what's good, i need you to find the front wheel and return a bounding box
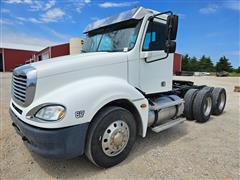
[85,106,136,168]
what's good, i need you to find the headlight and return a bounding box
[35,105,65,121]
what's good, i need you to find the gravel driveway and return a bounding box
[0,73,239,179]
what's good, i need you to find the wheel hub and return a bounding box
[113,132,124,146]
[102,120,129,157]
[219,93,225,110]
[204,96,212,116]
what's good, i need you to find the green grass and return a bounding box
[229,72,240,77]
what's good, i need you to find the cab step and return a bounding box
[151,117,185,133]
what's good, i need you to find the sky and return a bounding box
[0,0,239,67]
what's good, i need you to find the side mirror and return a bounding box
[167,15,178,40]
[164,40,176,53]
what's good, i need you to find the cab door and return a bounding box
[139,18,173,94]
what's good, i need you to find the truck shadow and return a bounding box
[32,123,188,179]
[124,123,188,165]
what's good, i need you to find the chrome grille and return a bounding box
[12,74,27,102]
[12,65,37,107]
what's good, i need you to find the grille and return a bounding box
[11,65,37,107]
[12,73,27,103]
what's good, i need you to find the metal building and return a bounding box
[31,43,70,62]
[0,43,43,72]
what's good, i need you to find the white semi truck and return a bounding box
[10,7,226,168]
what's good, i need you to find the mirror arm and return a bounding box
[148,11,173,21]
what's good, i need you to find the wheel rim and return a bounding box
[219,93,226,111]
[203,96,212,116]
[102,120,129,157]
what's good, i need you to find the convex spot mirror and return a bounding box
[167,15,178,40]
[164,40,176,53]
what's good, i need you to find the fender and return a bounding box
[14,76,149,136]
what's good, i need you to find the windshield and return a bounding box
[82,20,142,53]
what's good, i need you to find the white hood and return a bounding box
[30,52,127,78]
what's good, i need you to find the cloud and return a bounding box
[4,0,32,4]
[1,8,11,13]
[76,5,84,13]
[44,0,56,10]
[223,1,240,11]
[199,4,218,14]
[5,0,56,11]
[1,23,70,47]
[28,17,42,23]
[1,30,58,47]
[5,5,64,24]
[41,8,65,23]
[0,19,14,25]
[16,17,26,21]
[73,0,92,13]
[28,1,44,11]
[199,2,240,15]
[99,1,139,8]
[42,27,70,41]
[16,16,42,23]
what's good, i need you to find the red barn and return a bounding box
[0,43,43,72]
[1,43,70,72]
[33,43,70,61]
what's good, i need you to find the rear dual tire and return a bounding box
[184,87,226,123]
[211,88,226,115]
[193,89,213,123]
[200,86,226,115]
[184,89,198,120]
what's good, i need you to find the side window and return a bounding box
[142,21,167,51]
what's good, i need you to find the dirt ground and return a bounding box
[0,73,239,179]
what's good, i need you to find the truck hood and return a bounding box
[30,52,127,78]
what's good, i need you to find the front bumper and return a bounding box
[10,110,89,159]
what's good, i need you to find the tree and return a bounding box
[182,54,191,71]
[189,56,199,72]
[198,55,215,72]
[234,66,240,73]
[216,56,232,72]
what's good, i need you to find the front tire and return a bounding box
[85,106,136,168]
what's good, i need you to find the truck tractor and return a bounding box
[10,7,227,168]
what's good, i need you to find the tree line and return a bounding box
[182,54,240,73]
